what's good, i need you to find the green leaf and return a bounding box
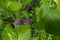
[52,35,60,40]
[2,24,17,40]
[2,24,31,40]
[8,1,22,11]
[16,24,31,40]
[22,10,29,18]
[39,0,60,35]
[31,37,39,40]
[0,19,5,32]
[0,0,22,11]
[0,0,8,10]
[54,0,60,11]
[45,8,60,35]
[21,0,32,6]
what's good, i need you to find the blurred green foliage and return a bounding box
[0,0,60,40]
